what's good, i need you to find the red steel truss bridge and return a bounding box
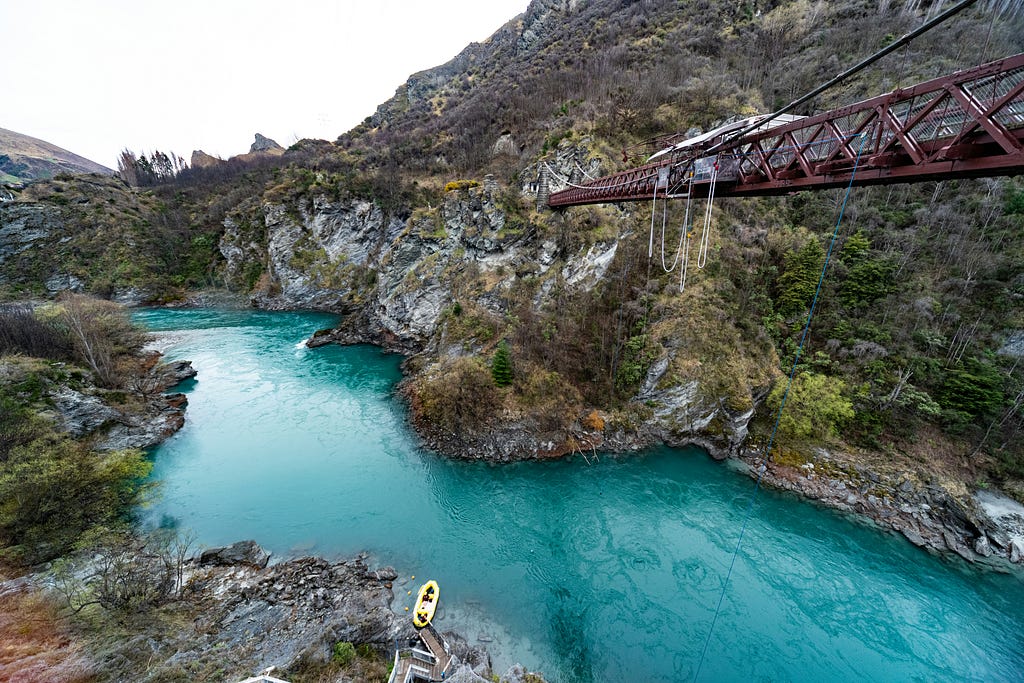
[547,53,1024,207]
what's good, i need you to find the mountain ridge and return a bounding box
[0,126,114,183]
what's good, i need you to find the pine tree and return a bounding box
[491,341,513,387]
[776,237,824,318]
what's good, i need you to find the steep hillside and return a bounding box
[343,0,1024,178]
[0,127,113,184]
[2,0,1024,557]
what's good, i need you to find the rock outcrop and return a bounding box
[739,447,1024,566]
[250,133,284,154]
[234,197,405,311]
[190,149,223,169]
[199,540,271,568]
[0,203,60,262]
[43,357,196,451]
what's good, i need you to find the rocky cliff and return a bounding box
[216,140,775,466]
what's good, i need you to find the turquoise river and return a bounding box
[135,308,1024,683]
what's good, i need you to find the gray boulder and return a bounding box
[199,540,270,568]
[155,359,197,389]
[1011,538,1024,564]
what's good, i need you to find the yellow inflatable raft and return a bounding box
[412,580,439,628]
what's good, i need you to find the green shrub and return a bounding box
[0,435,152,564]
[413,357,498,434]
[775,237,824,318]
[767,371,854,442]
[443,179,480,193]
[615,334,655,391]
[333,641,356,666]
[939,358,1005,418]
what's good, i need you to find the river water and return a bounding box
[136,308,1024,683]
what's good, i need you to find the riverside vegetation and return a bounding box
[1,0,1024,679]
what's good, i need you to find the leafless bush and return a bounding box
[53,529,195,613]
[0,304,72,359]
[52,294,150,388]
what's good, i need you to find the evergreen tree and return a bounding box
[776,237,825,318]
[838,230,893,309]
[492,341,513,387]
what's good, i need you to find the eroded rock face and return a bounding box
[214,556,408,673]
[0,203,59,262]
[975,489,1024,564]
[561,241,617,290]
[98,392,188,451]
[52,387,121,436]
[246,199,405,311]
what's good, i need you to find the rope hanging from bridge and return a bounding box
[648,182,660,258]
[692,132,868,682]
[658,170,693,276]
[695,162,719,270]
[678,172,696,292]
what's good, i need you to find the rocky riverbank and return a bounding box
[1,542,544,683]
[724,445,1024,569]
[180,544,544,682]
[52,355,197,451]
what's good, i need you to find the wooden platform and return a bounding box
[388,624,453,683]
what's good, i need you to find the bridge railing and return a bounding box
[548,52,1024,207]
[723,52,1024,194]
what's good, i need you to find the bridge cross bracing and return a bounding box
[547,53,1024,207]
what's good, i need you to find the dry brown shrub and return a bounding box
[0,578,93,683]
[583,409,606,431]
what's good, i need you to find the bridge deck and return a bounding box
[548,53,1024,207]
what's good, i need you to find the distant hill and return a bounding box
[0,127,114,184]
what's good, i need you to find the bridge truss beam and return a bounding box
[547,53,1024,207]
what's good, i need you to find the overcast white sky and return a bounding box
[3,0,531,170]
